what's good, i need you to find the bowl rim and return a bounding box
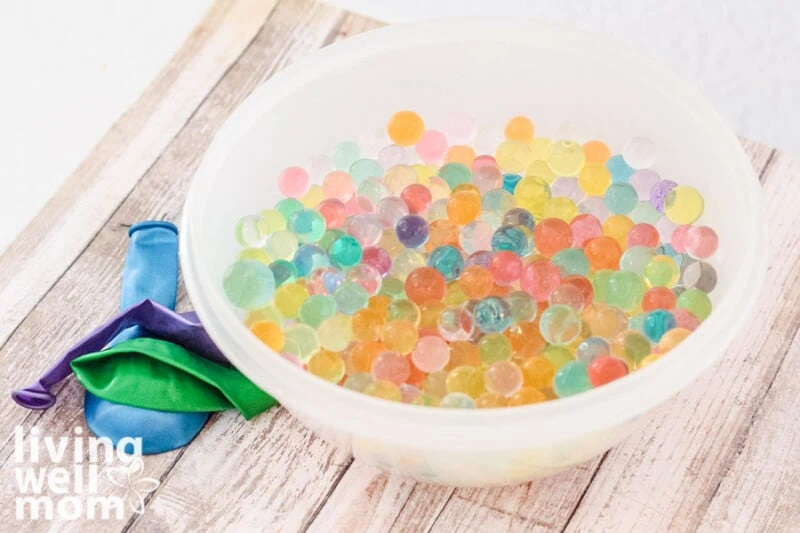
[180,18,767,444]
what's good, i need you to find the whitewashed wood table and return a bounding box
[1,1,798,531]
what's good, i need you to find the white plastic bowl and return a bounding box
[180,19,766,486]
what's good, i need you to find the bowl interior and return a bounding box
[183,20,763,446]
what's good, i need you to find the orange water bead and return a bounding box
[504,115,535,142]
[582,140,612,164]
[533,218,573,257]
[584,236,622,270]
[351,308,384,341]
[642,287,677,311]
[368,294,392,317]
[387,110,425,146]
[447,341,480,370]
[346,341,384,374]
[459,265,494,299]
[507,387,546,406]
[249,321,285,352]
[445,145,477,166]
[446,190,481,224]
[521,356,557,389]
[426,220,460,251]
[603,215,634,248]
[561,275,594,307]
[405,267,447,306]
[657,327,691,353]
[490,283,512,298]
[382,319,418,354]
[507,321,545,353]
[419,300,447,329]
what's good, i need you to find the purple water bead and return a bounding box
[395,214,430,249]
[650,179,677,213]
[465,250,494,269]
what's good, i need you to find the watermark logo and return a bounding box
[12,426,160,521]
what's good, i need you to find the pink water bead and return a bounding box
[278,166,310,198]
[318,198,346,228]
[345,196,375,216]
[672,308,701,331]
[570,214,603,247]
[489,251,523,286]
[416,130,448,164]
[322,171,356,202]
[372,351,410,386]
[684,226,718,259]
[401,183,433,214]
[473,165,502,193]
[362,246,392,276]
[471,155,498,172]
[411,336,450,373]
[670,224,692,253]
[520,259,562,302]
[627,223,659,248]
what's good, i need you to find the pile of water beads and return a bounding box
[222,111,720,409]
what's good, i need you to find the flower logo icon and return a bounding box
[105,458,160,514]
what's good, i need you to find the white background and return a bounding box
[1,1,797,254]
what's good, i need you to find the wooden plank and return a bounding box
[563,149,797,532]
[0,0,279,350]
[304,140,777,533]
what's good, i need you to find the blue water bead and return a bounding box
[288,208,326,243]
[657,243,684,269]
[269,259,298,287]
[502,207,535,230]
[293,244,330,277]
[604,182,639,215]
[323,269,345,294]
[642,309,677,342]
[606,154,635,182]
[551,247,590,276]
[491,225,531,255]
[502,173,522,194]
[438,163,472,190]
[427,245,465,281]
[474,296,513,333]
[328,235,363,268]
[395,214,430,248]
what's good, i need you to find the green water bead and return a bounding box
[222,260,276,310]
[334,141,361,171]
[620,246,656,276]
[606,271,645,310]
[235,215,267,247]
[334,281,369,315]
[478,333,512,363]
[298,294,336,328]
[604,182,639,215]
[379,276,406,299]
[613,330,651,365]
[438,162,472,190]
[269,259,298,287]
[591,269,614,304]
[349,158,384,185]
[258,209,287,234]
[387,299,421,325]
[539,304,582,345]
[289,208,326,243]
[283,324,320,362]
[540,345,575,369]
[264,230,299,261]
[481,189,516,214]
[318,229,345,250]
[629,201,662,224]
[553,361,592,397]
[551,248,590,276]
[644,255,680,288]
[276,198,304,220]
[329,235,363,268]
[676,288,712,321]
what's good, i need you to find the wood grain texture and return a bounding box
[2,3,799,532]
[0,0,278,350]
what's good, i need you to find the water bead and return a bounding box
[250,320,285,352]
[411,335,451,374]
[501,208,533,231]
[533,218,572,257]
[588,357,628,387]
[390,250,426,281]
[370,351,410,386]
[612,330,651,366]
[504,115,535,142]
[405,266,447,305]
[644,255,680,288]
[642,309,677,342]
[627,223,660,248]
[358,177,391,204]
[514,176,551,214]
[439,392,476,409]
[427,176,451,201]
[684,226,718,259]
[562,275,594,307]
[474,297,513,333]
[676,288,712,321]
[459,265,494,299]
[576,337,611,364]
[628,314,646,333]
[496,140,532,173]
[318,198,347,229]
[276,198,304,221]
[276,166,310,198]
[345,196,375,216]
[223,260,276,310]
[288,208,326,243]
[539,305,582,345]
[542,197,579,222]
[387,110,425,146]
[298,294,336,328]
[456,221,491,255]
[484,361,524,398]
[650,179,678,213]
[584,304,628,339]
[327,235,362,268]
[478,333,512,364]
[322,269,345,295]
[629,169,660,200]
[447,190,482,224]
[235,215,267,248]
[583,140,611,164]
[529,137,553,161]
[476,392,508,408]
[584,236,622,270]
[445,366,486,398]
[657,327,691,353]
[283,324,320,362]
[364,380,402,402]
[604,182,639,215]
[606,271,645,310]
[307,350,346,383]
[428,245,465,281]
[482,189,515,214]
[507,388,547,406]
[237,248,271,265]
[579,196,611,222]
[591,270,614,304]
[642,286,677,311]
[293,244,330,277]
[438,162,472,190]
[322,171,356,202]
[655,216,678,243]
[553,362,591,397]
[548,140,585,176]
[345,214,384,247]
[602,214,635,249]
[245,305,283,327]
[526,159,558,184]
[620,245,655,276]
[549,284,586,311]
[578,163,612,196]
[274,282,309,318]
[492,225,531,255]
[400,183,432,215]
[387,299,421,326]
[502,173,522,194]
[357,246,391,278]
[520,259,562,302]
[664,186,704,224]
[551,248,590,277]
[472,154,498,171]
[442,112,476,144]
[416,130,448,164]
[427,199,449,221]
[445,145,477,167]
[269,259,298,288]
[682,261,717,293]
[570,214,603,247]
[489,251,523,286]
[472,165,502,193]
[505,290,536,322]
[622,137,656,169]
[438,306,470,341]
[606,154,635,182]
[629,201,662,225]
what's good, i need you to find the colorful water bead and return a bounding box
[298,294,336,328]
[274,281,308,318]
[484,361,524,397]
[657,327,692,353]
[458,220,492,254]
[583,140,611,164]
[664,185,704,224]
[405,266,446,305]
[642,286,677,311]
[474,296,513,333]
[364,380,402,402]
[521,259,562,301]
[322,171,356,202]
[293,244,330,277]
[539,304,582,345]
[223,260,276,310]
[400,183,432,215]
[644,255,680,287]
[578,163,612,196]
[492,225,531,255]
[495,140,532,173]
[371,351,410,386]
[345,214,384,247]
[612,329,651,367]
[676,288,712,321]
[333,281,369,315]
[570,214,603,247]
[642,309,677,342]
[548,140,585,176]
[411,335,450,373]
[307,350,346,383]
[459,265,494,299]
[650,179,677,213]
[278,166,311,198]
[549,283,587,311]
[587,356,628,387]
[533,218,572,257]
[489,251,523,286]
[604,182,638,215]
[478,333,512,364]
[514,176,551,214]
[606,154,635,182]
[606,271,645,310]
[553,361,591,397]
[416,130,448,164]
[551,247,590,277]
[439,162,472,190]
[387,110,425,146]
[289,208,326,243]
[428,245,465,281]
[334,141,361,171]
[584,236,622,270]
[682,261,717,293]
[504,115,535,142]
[250,320,284,351]
[447,190,481,224]
[576,336,611,363]
[684,226,718,259]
